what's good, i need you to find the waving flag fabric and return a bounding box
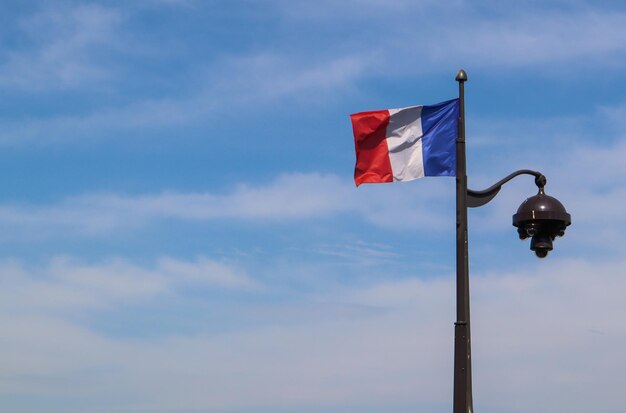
[350,98,459,186]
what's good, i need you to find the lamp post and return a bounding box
[452,70,571,413]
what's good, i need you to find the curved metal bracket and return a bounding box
[467,169,546,208]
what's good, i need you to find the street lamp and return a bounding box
[453,69,571,413]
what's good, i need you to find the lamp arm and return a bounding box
[466,169,546,208]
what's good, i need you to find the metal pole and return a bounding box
[453,69,473,413]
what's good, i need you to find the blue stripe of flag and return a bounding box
[421,98,459,177]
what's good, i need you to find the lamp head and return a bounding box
[512,188,571,258]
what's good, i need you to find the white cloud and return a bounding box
[207,52,370,105]
[0,129,624,252]
[0,172,453,238]
[3,3,625,146]
[0,124,623,249]
[278,0,626,71]
[0,255,258,314]
[0,94,218,146]
[434,10,626,68]
[0,4,124,91]
[431,101,626,259]
[1,256,624,412]
[471,259,626,412]
[0,51,369,145]
[276,0,455,21]
[157,256,258,290]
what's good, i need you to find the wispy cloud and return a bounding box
[429,9,626,68]
[207,52,370,105]
[278,0,626,71]
[0,173,453,238]
[1,130,624,255]
[0,4,124,91]
[1,127,624,250]
[434,100,626,259]
[6,2,626,146]
[1,256,624,412]
[0,50,369,145]
[0,95,214,146]
[0,255,258,314]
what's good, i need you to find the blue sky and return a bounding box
[1,1,626,412]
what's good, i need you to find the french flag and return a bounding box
[350,98,459,186]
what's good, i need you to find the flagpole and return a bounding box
[453,69,473,413]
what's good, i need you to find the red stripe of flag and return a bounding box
[350,109,393,186]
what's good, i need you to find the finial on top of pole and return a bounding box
[456,69,468,82]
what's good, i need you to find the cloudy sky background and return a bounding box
[1,1,625,412]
